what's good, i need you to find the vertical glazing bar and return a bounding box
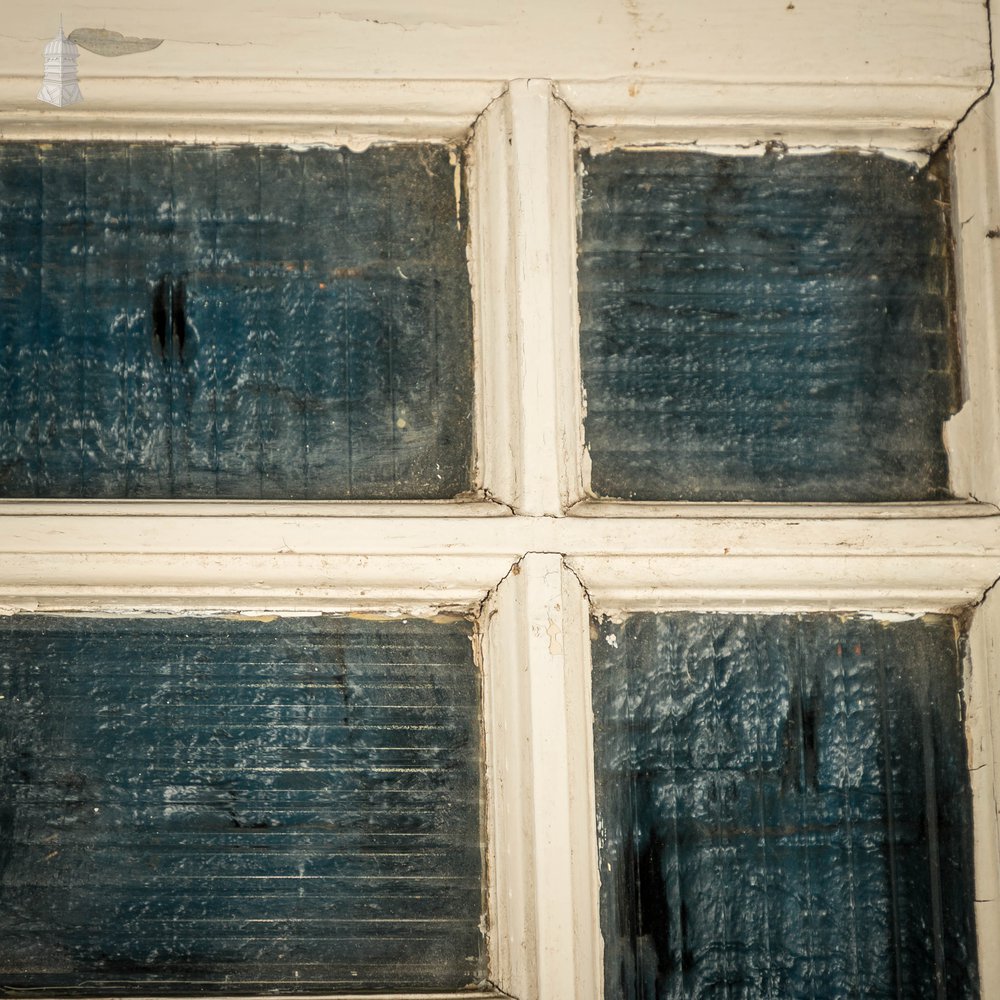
[482,553,602,998]
[967,593,1000,998]
[949,88,1000,504]
[469,80,585,513]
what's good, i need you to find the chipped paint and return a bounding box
[547,616,562,654]
[68,27,163,56]
[450,145,463,230]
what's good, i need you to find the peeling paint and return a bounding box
[945,400,974,496]
[332,8,502,30]
[449,145,463,230]
[856,610,924,622]
[68,27,163,56]
[546,617,562,654]
[578,135,932,166]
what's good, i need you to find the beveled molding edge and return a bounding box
[0,77,505,144]
[570,552,1000,615]
[563,78,989,153]
[568,498,1000,519]
[0,74,984,152]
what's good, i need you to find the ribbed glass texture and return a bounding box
[0,143,474,499]
[591,613,977,999]
[0,615,484,994]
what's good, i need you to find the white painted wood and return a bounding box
[0,553,516,615]
[0,75,984,154]
[559,563,605,1000]
[470,80,584,514]
[564,80,985,154]
[468,88,515,506]
[949,94,1000,506]
[569,499,998,519]
[1,509,998,613]
[967,593,1000,1000]
[481,554,602,1000]
[480,563,531,997]
[0,500,510,519]
[569,554,1000,614]
[0,77,500,145]
[1,506,996,555]
[0,2,988,109]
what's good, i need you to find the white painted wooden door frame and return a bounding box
[2,68,1000,999]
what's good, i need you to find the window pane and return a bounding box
[591,613,976,999]
[0,615,484,994]
[578,151,960,501]
[0,142,474,499]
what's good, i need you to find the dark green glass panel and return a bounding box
[578,151,960,501]
[591,613,976,999]
[0,616,484,994]
[0,142,474,499]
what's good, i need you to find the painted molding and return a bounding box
[569,553,999,614]
[0,77,502,144]
[481,553,601,1000]
[2,505,995,555]
[948,91,1000,505]
[0,75,984,153]
[568,499,1000,520]
[470,80,585,514]
[0,553,516,615]
[563,80,987,154]
[0,507,998,613]
[0,0,990,148]
[967,592,1000,1000]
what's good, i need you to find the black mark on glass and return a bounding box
[171,276,187,363]
[151,276,169,361]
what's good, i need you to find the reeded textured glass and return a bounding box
[0,143,474,499]
[0,616,484,994]
[591,613,977,999]
[578,151,959,501]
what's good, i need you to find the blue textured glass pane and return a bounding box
[0,616,484,994]
[578,151,959,501]
[592,613,977,1000]
[0,143,473,499]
